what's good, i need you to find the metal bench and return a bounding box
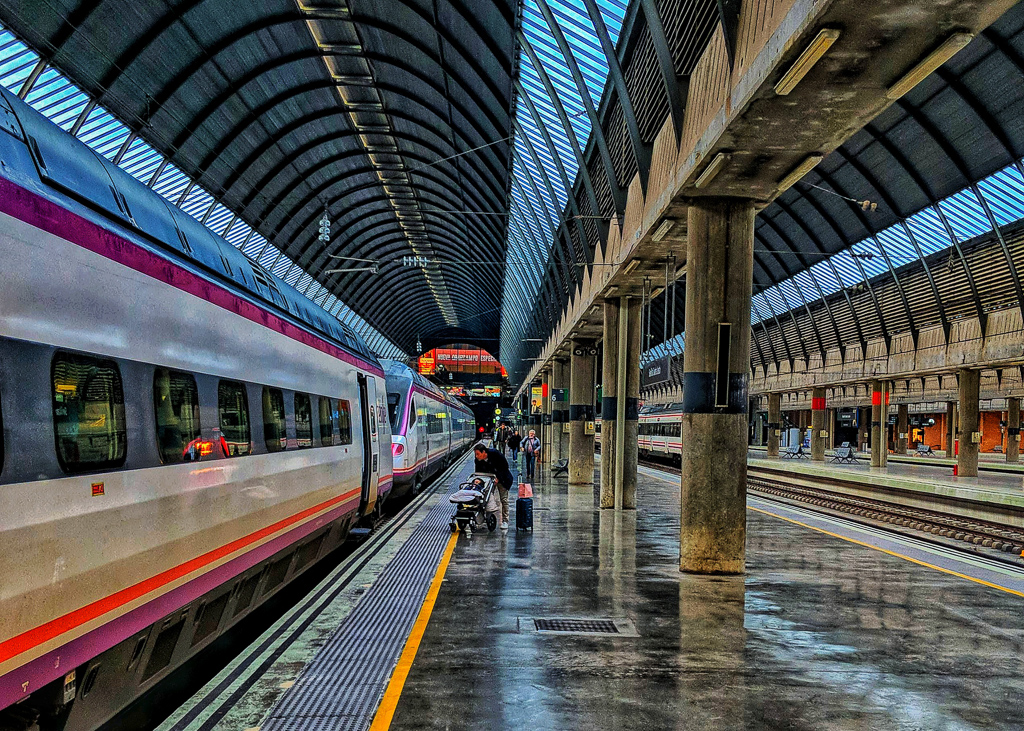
[830,444,858,463]
[551,458,569,477]
[915,444,936,456]
[781,444,809,459]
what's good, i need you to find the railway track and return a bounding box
[640,458,1024,562]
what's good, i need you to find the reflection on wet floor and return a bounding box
[389,460,1024,730]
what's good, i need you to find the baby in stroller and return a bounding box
[449,473,502,533]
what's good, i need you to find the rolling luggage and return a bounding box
[516,497,533,531]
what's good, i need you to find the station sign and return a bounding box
[641,356,671,387]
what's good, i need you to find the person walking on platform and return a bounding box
[507,428,522,465]
[522,429,541,481]
[474,442,513,530]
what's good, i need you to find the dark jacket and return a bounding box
[475,447,513,489]
[507,433,522,450]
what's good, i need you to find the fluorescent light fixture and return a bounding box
[651,219,676,242]
[694,152,729,188]
[624,258,641,274]
[777,154,824,193]
[886,33,974,100]
[774,28,841,95]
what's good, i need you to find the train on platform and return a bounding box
[383,360,476,497]
[595,403,684,464]
[0,86,398,730]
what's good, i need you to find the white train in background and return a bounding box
[383,360,476,497]
[595,403,683,463]
[0,86,392,730]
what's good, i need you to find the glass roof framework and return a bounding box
[644,159,1024,367]
[0,23,405,360]
[500,0,627,368]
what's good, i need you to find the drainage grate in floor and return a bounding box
[519,617,639,637]
[535,618,618,634]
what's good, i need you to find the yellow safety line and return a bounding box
[368,531,459,730]
[749,505,1024,598]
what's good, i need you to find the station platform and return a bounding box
[748,450,1024,520]
[159,455,1024,731]
[750,444,1024,475]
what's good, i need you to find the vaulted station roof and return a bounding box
[0,0,518,355]
[4,0,1024,385]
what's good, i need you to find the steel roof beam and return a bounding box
[533,0,626,216]
[579,0,652,191]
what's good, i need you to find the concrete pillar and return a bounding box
[897,403,909,455]
[958,369,980,477]
[600,301,619,507]
[1008,397,1020,463]
[946,401,956,457]
[871,380,885,468]
[858,406,870,452]
[680,198,754,575]
[552,358,569,462]
[568,341,596,485]
[622,297,642,510]
[541,369,552,464]
[766,393,781,457]
[810,387,826,461]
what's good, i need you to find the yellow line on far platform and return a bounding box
[368,530,459,730]
[749,505,1024,598]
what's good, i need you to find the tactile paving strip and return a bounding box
[260,462,472,731]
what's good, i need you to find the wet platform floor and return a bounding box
[390,459,1024,730]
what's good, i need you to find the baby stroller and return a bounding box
[449,473,501,533]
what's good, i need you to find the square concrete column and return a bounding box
[946,401,956,457]
[958,369,980,477]
[621,297,642,509]
[552,358,569,462]
[897,403,909,455]
[680,198,754,575]
[858,406,870,452]
[871,380,885,468]
[541,369,552,464]
[600,300,619,507]
[568,341,596,485]
[1008,397,1020,463]
[766,393,781,457]
[810,387,826,461]
[599,296,640,509]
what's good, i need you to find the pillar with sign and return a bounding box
[810,387,826,461]
[569,341,597,485]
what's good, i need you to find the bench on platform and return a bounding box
[551,459,569,477]
[915,444,936,456]
[782,444,809,459]
[830,442,859,464]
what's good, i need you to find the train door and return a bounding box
[357,374,380,516]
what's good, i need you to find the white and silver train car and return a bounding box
[595,403,683,463]
[383,360,476,497]
[0,87,392,730]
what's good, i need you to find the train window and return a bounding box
[318,397,335,446]
[295,393,313,448]
[337,399,353,445]
[153,369,201,464]
[387,393,401,430]
[263,388,287,452]
[52,353,127,473]
[217,381,252,457]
